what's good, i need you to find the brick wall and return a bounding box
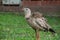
[22,1,60,16]
[0,0,60,16]
[0,1,60,12]
[23,1,60,7]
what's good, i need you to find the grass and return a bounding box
[0,12,60,40]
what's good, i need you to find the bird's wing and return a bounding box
[26,18,45,30]
[35,18,51,30]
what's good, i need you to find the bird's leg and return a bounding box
[35,30,40,40]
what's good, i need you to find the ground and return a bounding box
[0,12,60,40]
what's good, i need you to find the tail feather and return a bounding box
[49,28,56,34]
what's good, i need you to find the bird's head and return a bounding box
[22,8,31,14]
[22,8,31,18]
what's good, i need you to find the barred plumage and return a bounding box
[22,8,56,40]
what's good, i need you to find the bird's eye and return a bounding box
[26,9,28,10]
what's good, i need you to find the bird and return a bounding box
[22,8,56,40]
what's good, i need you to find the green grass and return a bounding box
[0,12,60,40]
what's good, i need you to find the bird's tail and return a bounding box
[49,28,56,34]
[49,28,56,36]
[49,28,58,37]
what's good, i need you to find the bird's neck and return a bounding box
[25,11,31,18]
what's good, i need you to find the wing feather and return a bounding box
[35,18,51,30]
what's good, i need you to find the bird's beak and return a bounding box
[21,8,24,12]
[21,8,23,11]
